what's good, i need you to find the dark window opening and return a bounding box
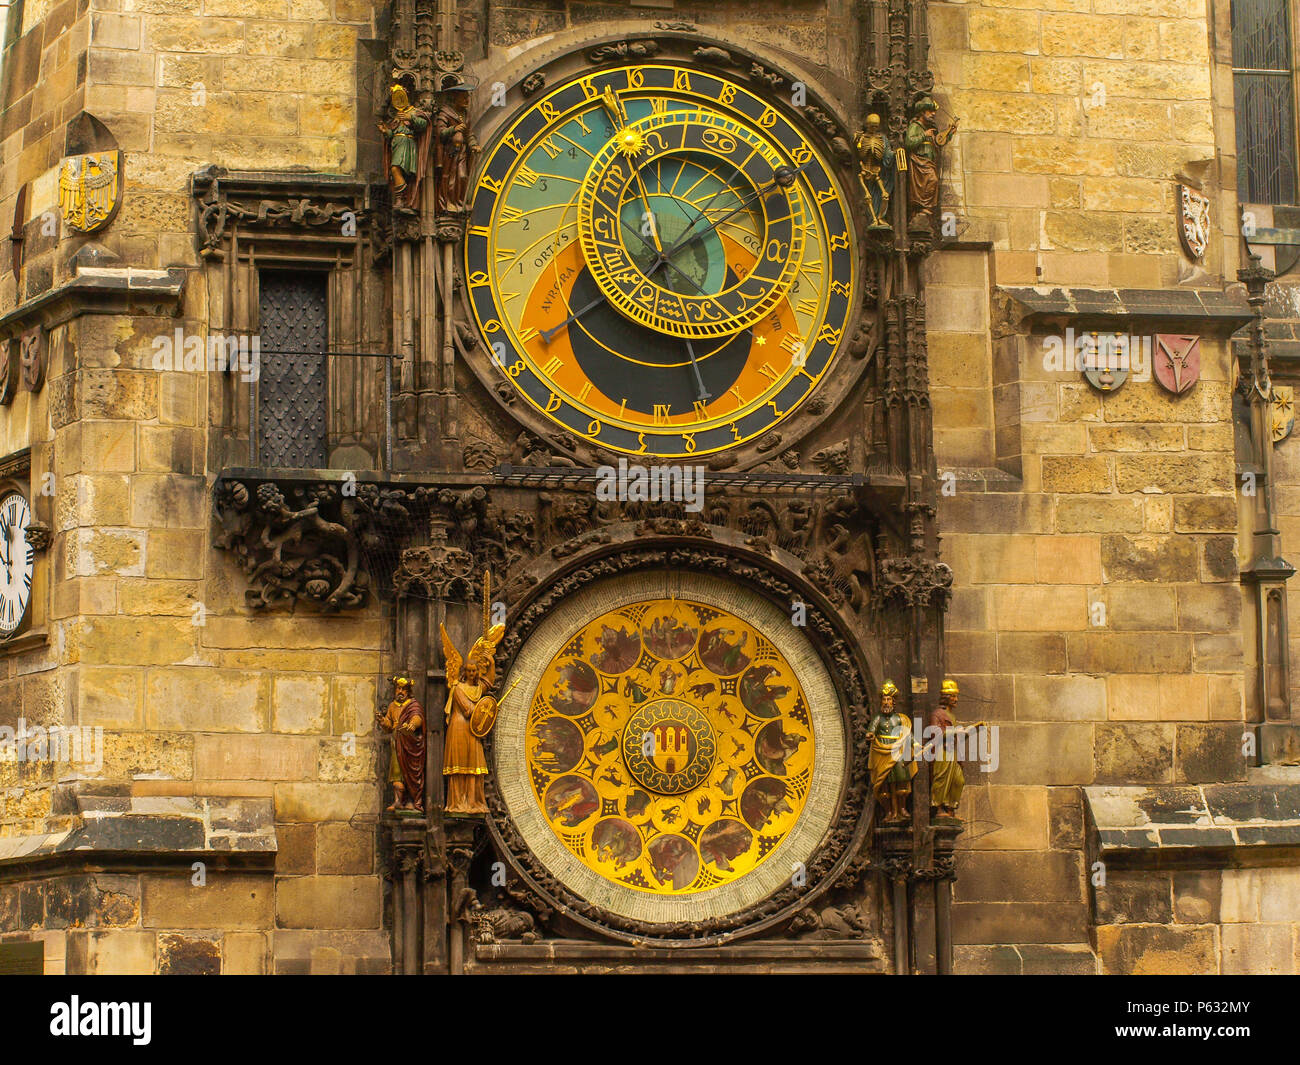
[1233,0,1299,204]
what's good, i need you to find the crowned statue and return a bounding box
[867,680,920,823]
[929,677,985,822]
[376,675,426,813]
[440,571,507,816]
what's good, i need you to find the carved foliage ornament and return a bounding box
[19,328,44,394]
[0,339,16,406]
[194,173,368,258]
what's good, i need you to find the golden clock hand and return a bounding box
[631,163,663,255]
[599,87,630,131]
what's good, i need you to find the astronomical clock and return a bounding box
[214,12,954,973]
[464,62,856,459]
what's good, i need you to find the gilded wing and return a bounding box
[58,164,77,211]
[440,623,463,687]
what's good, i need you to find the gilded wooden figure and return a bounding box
[376,675,426,813]
[929,678,986,822]
[867,680,919,822]
[379,83,430,209]
[441,572,507,815]
[903,96,957,229]
[434,86,478,214]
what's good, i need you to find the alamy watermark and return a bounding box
[0,719,103,773]
[1042,328,1155,382]
[906,717,1000,773]
[595,458,705,513]
[151,328,260,382]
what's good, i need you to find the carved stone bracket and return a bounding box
[875,553,953,611]
[192,167,371,260]
[24,519,51,553]
[212,474,512,611]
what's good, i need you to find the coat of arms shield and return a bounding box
[1153,334,1201,395]
[1273,385,1295,444]
[58,150,123,234]
[1178,184,1210,262]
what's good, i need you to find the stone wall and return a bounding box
[1,0,1292,975]
[931,0,1229,290]
[0,0,394,974]
[929,0,1252,971]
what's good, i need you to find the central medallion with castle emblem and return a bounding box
[622,698,716,795]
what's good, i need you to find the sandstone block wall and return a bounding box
[0,0,394,973]
[929,0,1252,970]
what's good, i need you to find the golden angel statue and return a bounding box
[440,571,506,815]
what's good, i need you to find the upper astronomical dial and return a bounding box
[465,62,856,459]
[578,108,807,340]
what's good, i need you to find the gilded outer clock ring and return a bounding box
[464,61,857,459]
[576,111,807,340]
[493,570,846,924]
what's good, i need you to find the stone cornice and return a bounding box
[999,286,1253,337]
[0,266,186,339]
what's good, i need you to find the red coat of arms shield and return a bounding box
[1153,334,1201,395]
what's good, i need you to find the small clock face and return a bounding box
[466,62,856,458]
[0,490,32,640]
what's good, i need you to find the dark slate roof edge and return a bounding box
[0,799,277,868]
[1086,783,1300,856]
[1000,286,1254,336]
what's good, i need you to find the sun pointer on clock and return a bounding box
[614,126,647,157]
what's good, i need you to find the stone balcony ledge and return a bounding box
[1085,770,1300,858]
[999,285,1253,337]
[0,786,276,870]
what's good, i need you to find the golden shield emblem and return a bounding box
[470,694,499,738]
[58,150,123,234]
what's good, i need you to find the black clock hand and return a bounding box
[615,226,715,403]
[541,293,609,344]
[666,159,748,251]
[683,337,711,404]
[619,221,716,301]
[542,221,697,344]
[658,163,805,265]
